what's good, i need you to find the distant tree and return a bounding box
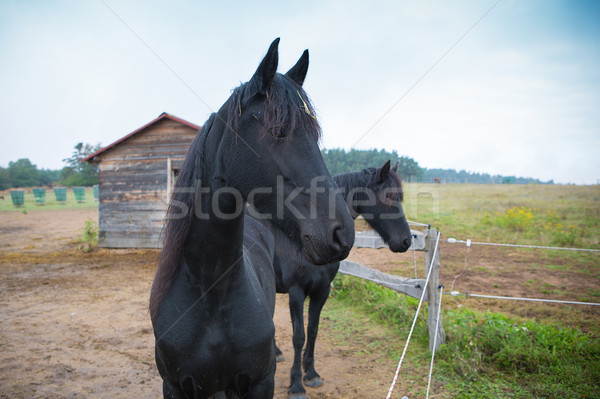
[8,159,40,187]
[0,167,10,190]
[321,148,424,180]
[422,169,550,184]
[39,169,62,186]
[397,156,422,181]
[60,142,100,186]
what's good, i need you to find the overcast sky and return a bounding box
[1,0,599,184]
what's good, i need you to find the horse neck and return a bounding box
[185,203,245,274]
[182,135,246,282]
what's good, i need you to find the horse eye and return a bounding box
[381,191,398,205]
[271,126,288,140]
[252,113,261,121]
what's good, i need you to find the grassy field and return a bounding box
[0,187,98,212]
[331,183,600,398]
[327,276,599,398]
[402,183,600,248]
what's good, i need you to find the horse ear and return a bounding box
[377,160,391,183]
[285,49,309,87]
[391,161,399,173]
[249,38,280,95]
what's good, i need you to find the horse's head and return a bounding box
[353,161,412,253]
[216,39,354,264]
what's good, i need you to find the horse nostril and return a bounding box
[404,237,412,249]
[329,223,344,252]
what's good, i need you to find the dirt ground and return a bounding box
[1,209,598,398]
[0,209,402,399]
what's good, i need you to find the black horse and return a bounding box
[262,161,412,398]
[150,39,355,399]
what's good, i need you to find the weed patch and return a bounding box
[481,206,589,248]
[77,219,99,252]
[441,307,600,397]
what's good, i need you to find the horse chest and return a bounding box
[154,271,275,390]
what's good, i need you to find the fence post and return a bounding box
[426,228,445,351]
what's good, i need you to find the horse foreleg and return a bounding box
[243,359,275,399]
[162,379,186,399]
[302,287,330,388]
[287,286,307,398]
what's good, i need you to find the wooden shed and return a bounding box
[83,112,200,248]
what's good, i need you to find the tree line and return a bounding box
[322,148,553,184]
[421,168,553,184]
[0,144,553,191]
[0,143,100,190]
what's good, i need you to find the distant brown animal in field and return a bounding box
[0,195,4,200]
[434,177,441,184]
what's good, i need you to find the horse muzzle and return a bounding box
[301,221,354,265]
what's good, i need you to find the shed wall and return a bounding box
[96,119,197,248]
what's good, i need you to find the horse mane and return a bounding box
[224,73,321,141]
[376,167,404,202]
[334,166,404,203]
[149,73,321,321]
[149,113,213,321]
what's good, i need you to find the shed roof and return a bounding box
[82,112,201,163]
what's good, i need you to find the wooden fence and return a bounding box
[339,227,445,352]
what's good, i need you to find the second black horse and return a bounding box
[255,160,412,398]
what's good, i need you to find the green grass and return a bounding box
[324,275,434,397]
[1,187,98,212]
[440,307,600,398]
[328,183,600,397]
[403,183,600,249]
[327,275,600,398]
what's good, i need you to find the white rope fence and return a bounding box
[442,235,600,307]
[447,291,600,306]
[386,231,440,399]
[445,237,600,252]
[349,225,599,398]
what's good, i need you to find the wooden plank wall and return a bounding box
[97,119,198,248]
